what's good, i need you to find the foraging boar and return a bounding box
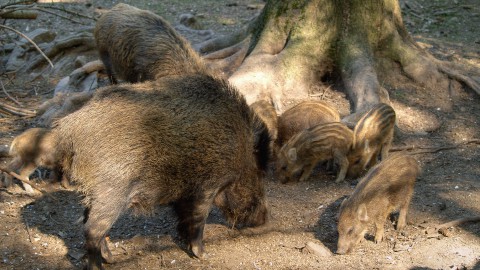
[1,128,67,193]
[348,103,396,178]
[55,73,270,269]
[94,3,209,84]
[336,154,419,254]
[276,101,341,147]
[250,100,278,155]
[276,122,353,183]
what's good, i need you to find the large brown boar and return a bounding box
[276,101,341,147]
[94,3,209,84]
[54,73,271,270]
[1,128,67,193]
[276,122,353,183]
[336,153,419,255]
[347,103,396,178]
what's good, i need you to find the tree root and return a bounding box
[205,37,250,76]
[68,60,104,87]
[390,139,480,155]
[195,19,255,54]
[0,24,54,69]
[436,61,480,96]
[24,31,95,71]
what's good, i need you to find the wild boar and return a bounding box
[94,3,209,84]
[336,153,419,254]
[276,122,353,183]
[348,103,396,178]
[276,100,341,147]
[1,128,67,193]
[55,73,270,269]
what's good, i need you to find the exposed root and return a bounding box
[68,60,104,87]
[205,38,250,77]
[24,31,95,71]
[436,61,480,96]
[195,19,256,54]
[203,37,249,60]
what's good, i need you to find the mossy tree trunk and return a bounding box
[197,0,479,118]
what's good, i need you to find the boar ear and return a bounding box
[287,148,297,161]
[357,204,368,222]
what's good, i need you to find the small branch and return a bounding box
[0,0,36,9]
[0,79,22,106]
[0,10,38,19]
[39,5,96,21]
[436,216,480,234]
[390,139,480,155]
[25,222,33,243]
[24,31,94,71]
[0,100,36,116]
[34,7,85,25]
[0,24,54,68]
[0,166,44,194]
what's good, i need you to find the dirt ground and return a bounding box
[0,0,479,269]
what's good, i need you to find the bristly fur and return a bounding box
[252,113,272,173]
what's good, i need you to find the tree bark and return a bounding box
[198,0,479,118]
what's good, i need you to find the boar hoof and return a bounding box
[374,234,384,244]
[191,244,207,259]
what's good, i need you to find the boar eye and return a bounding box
[353,159,361,165]
[281,166,287,171]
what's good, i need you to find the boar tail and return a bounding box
[252,114,271,172]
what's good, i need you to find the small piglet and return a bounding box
[336,153,419,254]
[276,122,353,183]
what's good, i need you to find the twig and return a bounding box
[25,222,33,243]
[390,139,480,155]
[0,166,42,194]
[436,216,480,231]
[39,5,96,21]
[0,79,22,106]
[0,0,36,10]
[0,100,36,116]
[0,167,57,200]
[0,24,54,68]
[34,7,85,25]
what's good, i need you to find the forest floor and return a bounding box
[0,0,479,269]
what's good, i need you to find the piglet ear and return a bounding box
[287,148,297,161]
[357,204,369,222]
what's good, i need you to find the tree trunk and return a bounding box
[197,0,479,119]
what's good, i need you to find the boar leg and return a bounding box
[174,194,216,259]
[98,52,117,84]
[18,162,37,194]
[397,193,413,231]
[374,221,385,244]
[298,162,317,182]
[84,198,125,270]
[334,151,349,183]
